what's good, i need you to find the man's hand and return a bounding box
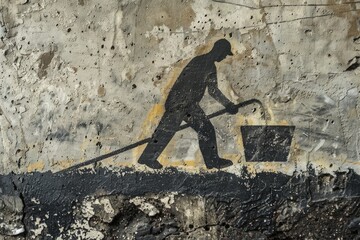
[226,103,238,115]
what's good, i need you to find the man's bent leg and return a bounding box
[185,105,233,169]
[138,110,182,169]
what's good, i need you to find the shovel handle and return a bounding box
[57,98,264,174]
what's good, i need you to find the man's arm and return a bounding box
[207,72,238,114]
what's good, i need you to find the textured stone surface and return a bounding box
[0,0,359,238]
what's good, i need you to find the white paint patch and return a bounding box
[58,197,105,239]
[12,227,25,235]
[30,218,47,239]
[323,94,336,106]
[322,120,329,132]
[30,198,40,204]
[58,219,105,240]
[313,139,325,152]
[99,198,115,215]
[130,197,160,217]
[160,193,177,209]
[81,198,95,218]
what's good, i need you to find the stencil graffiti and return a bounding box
[138,39,237,169]
[59,39,295,173]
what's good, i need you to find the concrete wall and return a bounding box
[0,0,359,239]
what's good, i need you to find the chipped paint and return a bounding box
[0,0,360,238]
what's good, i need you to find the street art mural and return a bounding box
[0,0,359,239]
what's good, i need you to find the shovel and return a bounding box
[57,99,266,173]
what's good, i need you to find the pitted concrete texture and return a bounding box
[0,0,359,239]
[0,0,358,175]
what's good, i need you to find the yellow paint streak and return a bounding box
[55,159,76,170]
[99,157,134,168]
[182,159,199,168]
[132,103,165,162]
[132,59,192,166]
[27,161,45,172]
[225,153,241,161]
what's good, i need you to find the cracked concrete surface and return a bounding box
[0,0,359,238]
[0,0,359,174]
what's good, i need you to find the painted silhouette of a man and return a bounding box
[138,39,238,169]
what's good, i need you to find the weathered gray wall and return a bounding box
[0,0,360,239]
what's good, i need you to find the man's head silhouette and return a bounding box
[210,39,234,62]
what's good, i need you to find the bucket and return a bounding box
[240,125,295,162]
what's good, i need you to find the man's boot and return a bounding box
[205,158,233,169]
